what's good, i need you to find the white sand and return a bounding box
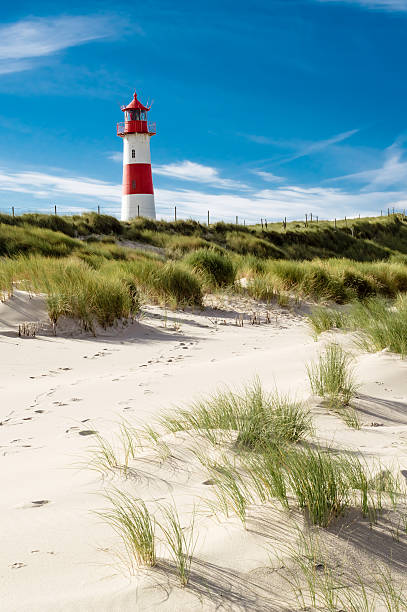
[1,291,407,610]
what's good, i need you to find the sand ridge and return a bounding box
[1,291,407,610]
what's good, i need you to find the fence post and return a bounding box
[12,206,14,217]
[316,216,319,224]
[345,216,347,227]
[54,205,57,216]
[236,215,238,225]
[207,210,210,226]
[305,213,308,227]
[261,218,263,229]
[334,218,337,228]
[137,204,140,217]
[265,218,268,229]
[174,205,177,222]
[97,205,100,215]
[310,212,312,222]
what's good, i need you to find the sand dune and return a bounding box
[1,292,407,610]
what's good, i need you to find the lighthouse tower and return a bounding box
[117,91,156,220]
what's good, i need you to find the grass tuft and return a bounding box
[98,489,156,571]
[158,503,196,587]
[307,343,358,420]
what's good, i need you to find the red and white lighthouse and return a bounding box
[117,91,156,220]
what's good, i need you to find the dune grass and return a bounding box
[158,503,196,587]
[161,379,312,449]
[307,306,348,337]
[307,343,358,418]
[184,248,236,288]
[307,295,407,358]
[98,490,156,571]
[0,256,140,333]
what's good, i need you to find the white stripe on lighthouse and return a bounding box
[121,194,156,221]
[123,134,152,164]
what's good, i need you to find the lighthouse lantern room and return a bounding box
[117,91,156,220]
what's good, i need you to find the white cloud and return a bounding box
[280,129,359,164]
[108,152,123,163]
[252,170,285,183]
[0,168,121,201]
[317,0,407,12]
[153,160,248,190]
[329,140,407,190]
[0,164,406,223]
[0,16,115,75]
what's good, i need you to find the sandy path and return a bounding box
[1,292,407,610]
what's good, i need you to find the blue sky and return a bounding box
[1,0,407,222]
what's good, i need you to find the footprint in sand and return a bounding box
[11,563,26,569]
[78,430,98,436]
[20,500,50,509]
[66,426,80,434]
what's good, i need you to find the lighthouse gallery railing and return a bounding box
[117,121,156,136]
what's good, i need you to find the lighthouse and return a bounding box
[117,91,156,220]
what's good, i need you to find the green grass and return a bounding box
[307,306,348,337]
[161,379,312,449]
[158,503,196,587]
[98,490,156,571]
[307,343,358,414]
[0,256,140,333]
[308,296,407,358]
[184,248,236,288]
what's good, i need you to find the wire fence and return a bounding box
[0,204,406,227]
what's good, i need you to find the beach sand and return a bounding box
[1,291,407,611]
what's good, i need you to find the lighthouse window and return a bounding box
[132,180,137,189]
[131,149,136,159]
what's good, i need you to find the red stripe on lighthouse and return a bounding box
[123,164,154,195]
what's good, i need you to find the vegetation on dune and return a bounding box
[308,296,407,357]
[4,212,407,330]
[184,248,236,288]
[3,211,407,261]
[161,379,312,449]
[0,256,140,332]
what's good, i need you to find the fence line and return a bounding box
[0,205,406,227]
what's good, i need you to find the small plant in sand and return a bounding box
[89,434,121,476]
[161,378,312,449]
[158,503,196,587]
[142,425,171,463]
[98,489,156,572]
[307,342,359,426]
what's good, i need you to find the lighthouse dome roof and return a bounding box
[121,91,150,112]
